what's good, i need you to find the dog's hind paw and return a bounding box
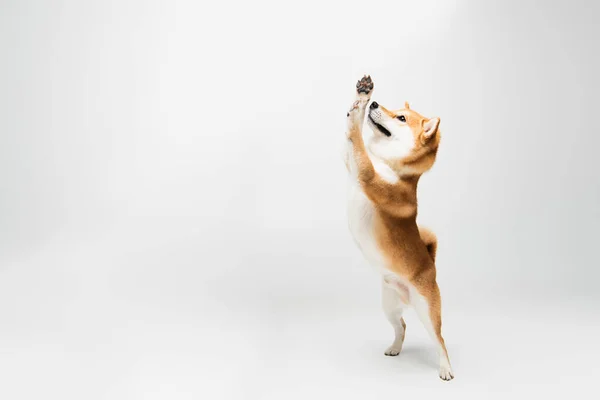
[384,345,402,356]
[439,365,454,381]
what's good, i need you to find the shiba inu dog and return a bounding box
[344,76,453,381]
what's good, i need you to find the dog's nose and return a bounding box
[370,101,379,109]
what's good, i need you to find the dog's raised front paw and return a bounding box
[346,75,374,133]
[356,75,374,96]
[346,75,373,117]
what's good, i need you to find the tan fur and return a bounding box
[419,226,437,262]
[378,104,441,176]
[347,77,451,379]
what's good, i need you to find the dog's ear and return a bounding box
[405,101,410,109]
[422,117,440,142]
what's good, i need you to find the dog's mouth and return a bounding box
[368,114,392,137]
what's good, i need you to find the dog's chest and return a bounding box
[346,179,386,268]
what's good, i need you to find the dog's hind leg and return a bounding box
[411,281,454,381]
[382,277,410,356]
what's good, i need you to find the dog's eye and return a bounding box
[397,115,406,122]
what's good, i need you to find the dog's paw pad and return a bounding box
[356,75,374,95]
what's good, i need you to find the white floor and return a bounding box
[1,227,599,399]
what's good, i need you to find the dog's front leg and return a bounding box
[345,75,375,180]
[346,75,373,138]
[346,76,394,204]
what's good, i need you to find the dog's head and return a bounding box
[367,101,441,176]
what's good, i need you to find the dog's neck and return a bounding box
[382,173,421,220]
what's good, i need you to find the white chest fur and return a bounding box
[344,138,398,272]
[346,177,386,270]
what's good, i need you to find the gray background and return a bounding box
[1,0,599,399]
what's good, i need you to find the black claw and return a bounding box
[346,112,349,116]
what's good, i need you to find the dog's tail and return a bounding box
[418,226,437,263]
